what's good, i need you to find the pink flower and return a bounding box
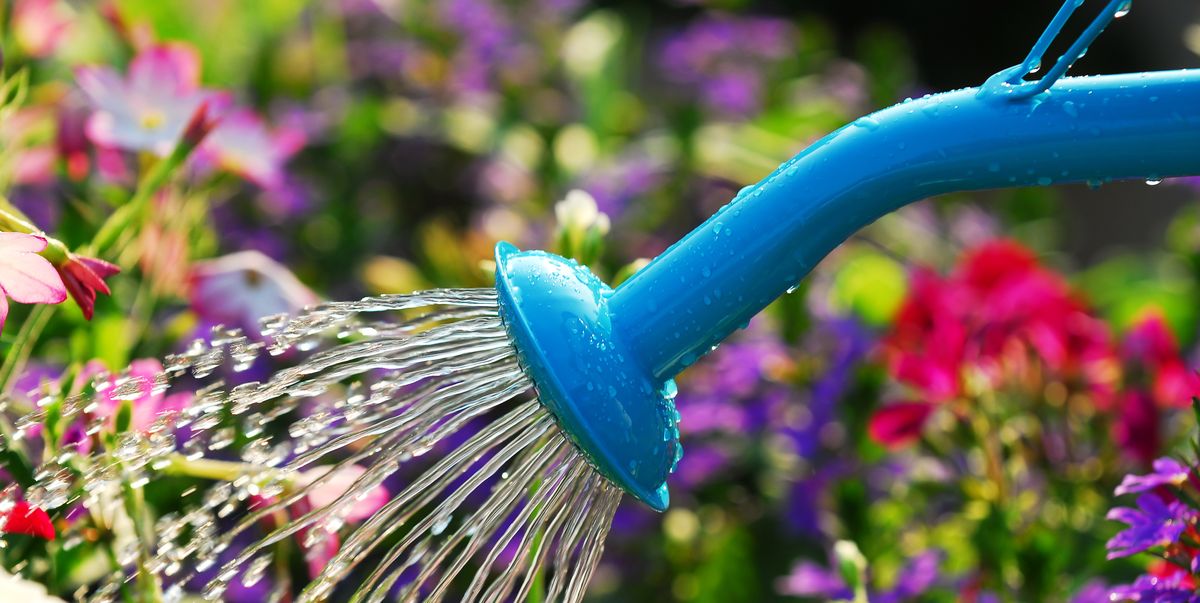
[76,43,215,155]
[187,251,319,331]
[55,253,120,321]
[202,108,304,189]
[296,465,390,524]
[867,401,935,449]
[12,0,72,58]
[84,358,191,432]
[0,233,67,331]
[293,464,389,577]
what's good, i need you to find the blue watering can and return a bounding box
[493,0,1200,511]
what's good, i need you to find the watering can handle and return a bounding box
[608,0,1200,382]
[981,0,1131,100]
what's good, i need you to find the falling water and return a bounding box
[3,289,623,602]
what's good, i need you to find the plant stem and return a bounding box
[0,303,54,396]
[164,454,279,484]
[121,481,164,603]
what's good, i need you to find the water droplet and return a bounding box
[1146,178,1162,186]
[242,556,272,587]
[1114,0,1131,18]
[430,514,453,536]
[853,116,880,130]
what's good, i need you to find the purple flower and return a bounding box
[76,43,216,155]
[1109,573,1200,603]
[877,551,943,603]
[1116,458,1192,496]
[187,251,319,333]
[657,14,797,117]
[776,560,852,600]
[1106,494,1196,559]
[671,442,731,489]
[776,549,943,602]
[1071,580,1111,603]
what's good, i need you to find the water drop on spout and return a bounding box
[1146,178,1162,186]
[1114,0,1131,18]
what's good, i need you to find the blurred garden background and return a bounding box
[1,0,1200,601]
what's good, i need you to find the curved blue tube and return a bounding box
[495,0,1200,512]
[610,70,1200,381]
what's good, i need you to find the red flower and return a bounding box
[55,253,120,320]
[1123,313,1200,408]
[867,401,935,449]
[880,239,1118,407]
[1113,391,1161,466]
[2,501,55,540]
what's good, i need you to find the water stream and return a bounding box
[2,289,621,602]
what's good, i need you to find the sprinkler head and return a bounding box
[494,242,679,512]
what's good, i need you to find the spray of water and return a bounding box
[5,289,623,602]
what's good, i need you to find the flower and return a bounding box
[877,239,1119,413]
[201,107,304,189]
[776,549,943,602]
[0,232,68,331]
[1116,458,1192,496]
[2,501,55,540]
[187,250,319,332]
[0,568,65,602]
[54,253,120,320]
[1115,390,1163,466]
[292,464,390,577]
[867,401,935,449]
[658,14,796,116]
[296,464,391,524]
[11,0,72,59]
[76,43,214,154]
[1106,493,1196,559]
[1109,568,1199,603]
[554,189,610,237]
[1123,313,1200,408]
[84,358,191,432]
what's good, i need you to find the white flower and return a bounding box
[0,569,65,602]
[554,189,610,236]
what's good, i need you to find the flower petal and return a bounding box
[128,43,201,97]
[868,402,935,449]
[0,232,48,253]
[2,501,55,540]
[0,237,67,304]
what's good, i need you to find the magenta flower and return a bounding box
[1106,494,1196,559]
[76,43,214,155]
[867,401,935,449]
[202,108,304,189]
[0,233,67,331]
[187,251,319,331]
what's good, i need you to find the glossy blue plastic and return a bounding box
[494,243,678,511]
[495,0,1200,510]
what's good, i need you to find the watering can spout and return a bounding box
[609,70,1200,381]
[494,0,1200,513]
